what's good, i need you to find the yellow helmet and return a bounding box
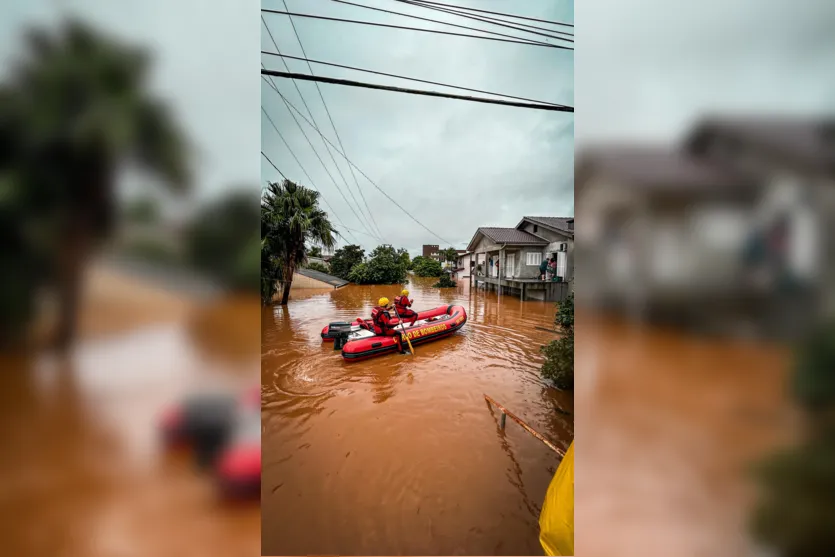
[378,297,390,307]
[401,289,409,296]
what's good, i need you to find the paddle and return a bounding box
[391,304,415,356]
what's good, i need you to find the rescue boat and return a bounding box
[321,304,467,361]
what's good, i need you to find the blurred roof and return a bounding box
[687,116,835,175]
[576,145,759,195]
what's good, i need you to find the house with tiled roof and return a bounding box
[463,216,574,301]
[576,115,835,338]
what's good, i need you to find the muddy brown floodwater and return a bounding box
[261,276,573,556]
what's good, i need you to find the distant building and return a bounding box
[422,244,440,260]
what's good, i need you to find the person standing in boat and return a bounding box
[393,289,418,327]
[371,297,407,354]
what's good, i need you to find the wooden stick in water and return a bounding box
[484,394,565,457]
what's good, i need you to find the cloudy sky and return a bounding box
[260,0,575,256]
[3,0,833,255]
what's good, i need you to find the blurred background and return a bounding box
[575,1,835,556]
[2,0,835,555]
[0,1,260,556]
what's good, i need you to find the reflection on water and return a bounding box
[261,276,571,555]
[0,271,261,557]
[575,312,793,557]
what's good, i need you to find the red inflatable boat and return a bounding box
[320,304,467,361]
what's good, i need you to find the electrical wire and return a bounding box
[261,151,287,180]
[266,85,460,247]
[262,69,575,112]
[261,103,361,245]
[282,0,387,242]
[396,0,573,41]
[403,0,574,28]
[261,17,383,243]
[260,8,572,50]
[261,51,569,108]
[329,0,567,46]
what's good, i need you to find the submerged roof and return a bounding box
[296,267,349,288]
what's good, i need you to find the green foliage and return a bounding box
[347,245,407,285]
[308,246,322,258]
[228,233,260,292]
[397,248,410,270]
[329,244,365,280]
[541,292,574,389]
[409,255,425,271]
[260,237,283,304]
[441,247,459,263]
[187,189,258,290]
[413,257,444,277]
[304,261,330,274]
[0,20,192,347]
[751,438,835,557]
[432,274,457,288]
[751,319,835,556]
[123,196,161,225]
[540,335,574,390]
[261,179,336,305]
[791,320,835,415]
[555,292,574,332]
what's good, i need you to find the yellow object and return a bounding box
[401,289,409,296]
[539,441,574,556]
[378,297,390,307]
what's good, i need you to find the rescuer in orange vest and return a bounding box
[370,297,406,354]
[393,289,418,327]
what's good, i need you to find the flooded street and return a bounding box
[0,263,261,557]
[261,276,572,555]
[575,313,794,557]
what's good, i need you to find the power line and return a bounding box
[402,0,574,37]
[261,17,382,243]
[262,51,569,108]
[261,151,287,180]
[262,69,575,112]
[260,8,572,50]
[406,0,574,28]
[262,78,379,244]
[261,103,361,245]
[396,0,573,42]
[267,85,459,247]
[329,0,567,47]
[281,0,387,243]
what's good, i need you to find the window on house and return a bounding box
[526,252,542,266]
[533,225,538,233]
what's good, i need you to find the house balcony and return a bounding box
[473,274,570,302]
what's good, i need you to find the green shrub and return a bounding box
[555,292,574,331]
[413,257,443,277]
[541,292,574,389]
[304,261,330,274]
[540,335,574,389]
[433,274,457,288]
[347,245,406,284]
[329,244,365,280]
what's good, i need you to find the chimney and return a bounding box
[567,219,574,231]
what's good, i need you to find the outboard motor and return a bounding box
[326,322,353,350]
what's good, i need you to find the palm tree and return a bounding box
[261,179,336,305]
[2,20,191,350]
